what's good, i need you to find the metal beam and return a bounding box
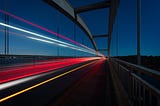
[43,0,97,50]
[93,34,108,38]
[108,0,120,58]
[74,1,110,13]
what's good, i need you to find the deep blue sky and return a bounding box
[69,0,160,56]
[0,0,160,56]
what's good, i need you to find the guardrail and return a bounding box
[110,58,160,106]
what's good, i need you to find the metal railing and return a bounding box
[110,58,160,106]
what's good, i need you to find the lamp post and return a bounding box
[137,0,141,65]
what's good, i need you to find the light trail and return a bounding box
[0,29,92,54]
[0,22,73,46]
[0,60,97,102]
[0,57,100,84]
[27,36,68,47]
[0,9,101,55]
[27,36,95,54]
[0,22,97,55]
[0,74,40,90]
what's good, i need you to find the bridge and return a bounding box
[0,0,160,106]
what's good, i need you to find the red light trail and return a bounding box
[0,57,100,84]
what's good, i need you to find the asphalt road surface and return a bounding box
[0,59,117,106]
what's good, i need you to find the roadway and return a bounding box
[0,57,100,83]
[0,58,117,106]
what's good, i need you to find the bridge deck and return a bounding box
[49,60,118,106]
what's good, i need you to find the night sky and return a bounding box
[69,0,160,56]
[0,0,160,56]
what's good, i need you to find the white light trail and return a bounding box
[0,22,98,55]
[0,69,57,90]
[0,22,78,49]
[27,36,96,54]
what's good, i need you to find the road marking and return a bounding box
[0,60,97,102]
